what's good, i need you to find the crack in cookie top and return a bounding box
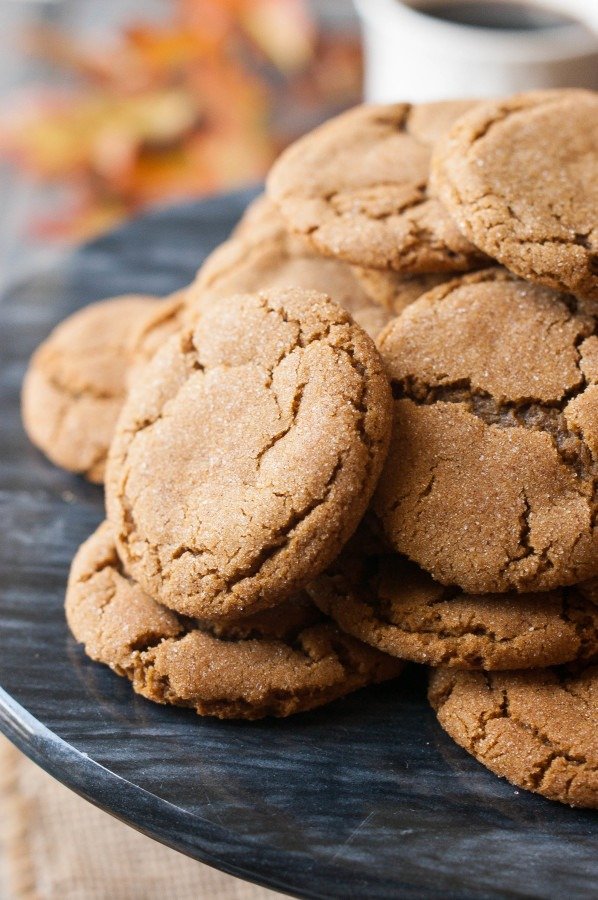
[106,287,392,619]
[267,101,487,274]
[374,269,598,594]
[431,89,598,300]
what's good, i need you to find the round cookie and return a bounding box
[309,525,598,669]
[428,664,598,808]
[189,197,393,341]
[431,90,598,300]
[106,287,393,619]
[374,268,598,594]
[267,100,487,274]
[66,522,403,720]
[350,267,453,316]
[22,294,157,483]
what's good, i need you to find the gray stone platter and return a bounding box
[0,190,596,899]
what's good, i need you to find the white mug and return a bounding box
[354,0,598,103]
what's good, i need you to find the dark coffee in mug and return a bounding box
[419,1,577,30]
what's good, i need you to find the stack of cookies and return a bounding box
[22,89,598,809]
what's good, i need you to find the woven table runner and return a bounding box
[0,736,284,900]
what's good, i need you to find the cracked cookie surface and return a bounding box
[22,294,157,483]
[308,524,598,669]
[374,269,598,593]
[66,522,403,720]
[431,90,598,300]
[267,101,487,274]
[428,664,598,808]
[189,196,393,340]
[106,287,392,619]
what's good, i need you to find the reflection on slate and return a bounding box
[0,190,597,900]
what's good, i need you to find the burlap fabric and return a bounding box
[0,736,284,900]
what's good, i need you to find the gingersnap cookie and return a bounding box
[267,100,487,274]
[309,524,598,669]
[431,90,598,300]
[429,664,598,808]
[66,522,403,720]
[106,287,392,619]
[22,294,157,483]
[350,267,452,316]
[374,268,598,594]
[189,197,393,340]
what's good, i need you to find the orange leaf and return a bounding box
[240,0,314,71]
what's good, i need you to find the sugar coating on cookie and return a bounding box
[190,196,393,341]
[106,287,392,619]
[309,525,598,670]
[66,522,403,720]
[429,665,598,808]
[267,101,486,273]
[374,269,598,593]
[431,90,598,300]
[22,294,157,483]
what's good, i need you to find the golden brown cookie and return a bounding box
[189,197,393,340]
[309,525,598,669]
[350,267,452,316]
[22,294,157,483]
[66,522,403,720]
[429,664,598,808]
[106,288,392,619]
[431,90,598,300]
[267,101,487,274]
[374,269,598,594]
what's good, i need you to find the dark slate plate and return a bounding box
[0,190,596,900]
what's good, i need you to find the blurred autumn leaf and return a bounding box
[0,0,361,241]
